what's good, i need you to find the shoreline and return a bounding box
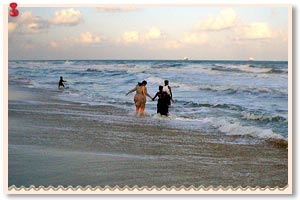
[8,84,288,187]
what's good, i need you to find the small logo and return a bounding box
[9,2,19,17]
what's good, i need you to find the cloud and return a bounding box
[118,26,208,50]
[96,5,140,12]
[144,26,162,40]
[196,8,237,31]
[26,22,48,34]
[49,32,104,48]
[162,32,208,50]
[79,32,103,43]
[8,11,49,34]
[235,22,273,40]
[122,31,140,43]
[119,26,163,44]
[8,22,18,33]
[9,9,83,36]
[51,8,82,26]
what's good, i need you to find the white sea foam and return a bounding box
[146,76,286,95]
[230,64,273,73]
[212,117,285,140]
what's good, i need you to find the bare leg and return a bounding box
[139,106,145,116]
[135,106,140,115]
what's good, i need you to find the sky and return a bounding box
[8,6,289,60]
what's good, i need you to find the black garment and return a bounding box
[58,79,66,88]
[155,91,171,116]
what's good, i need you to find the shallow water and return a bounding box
[8,60,288,144]
[8,88,288,187]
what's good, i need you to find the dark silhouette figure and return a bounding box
[152,85,171,116]
[58,76,67,88]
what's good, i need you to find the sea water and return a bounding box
[8,60,288,143]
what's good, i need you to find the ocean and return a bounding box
[8,59,289,187]
[8,60,288,144]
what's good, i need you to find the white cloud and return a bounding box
[118,26,208,49]
[196,8,237,31]
[26,23,45,34]
[49,32,104,48]
[51,8,82,26]
[122,31,140,43]
[144,26,162,40]
[119,27,164,44]
[162,32,208,50]
[235,22,273,40]
[8,11,49,34]
[79,32,103,43]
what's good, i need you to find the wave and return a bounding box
[241,111,287,122]
[151,62,185,68]
[9,77,33,85]
[210,66,242,73]
[209,64,279,74]
[212,117,286,140]
[85,68,127,76]
[146,76,287,95]
[199,85,287,95]
[178,100,244,111]
[266,68,288,74]
[146,76,168,85]
[86,68,100,72]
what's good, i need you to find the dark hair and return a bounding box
[164,80,169,85]
[142,80,147,85]
[159,85,163,91]
[60,76,63,79]
[138,82,142,86]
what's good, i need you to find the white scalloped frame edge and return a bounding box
[7,185,290,194]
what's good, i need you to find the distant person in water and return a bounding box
[58,76,67,88]
[152,85,171,116]
[126,80,153,116]
[163,80,174,104]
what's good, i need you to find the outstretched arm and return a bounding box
[152,93,158,101]
[126,87,136,96]
[144,87,153,99]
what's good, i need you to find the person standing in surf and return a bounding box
[58,76,67,88]
[126,80,153,116]
[163,80,174,104]
[152,85,171,116]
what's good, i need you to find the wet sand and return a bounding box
[8,85,288,188]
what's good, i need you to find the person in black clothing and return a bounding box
[152,85,171,116]
[58,76,67,88]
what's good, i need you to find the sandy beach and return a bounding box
[8,84,288,188]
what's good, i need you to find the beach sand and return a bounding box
[8,85,288,188]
